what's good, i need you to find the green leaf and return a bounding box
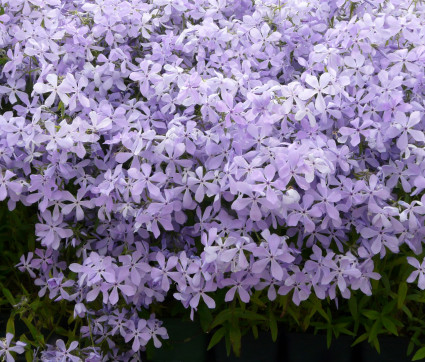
[382,300,396,315]
[269,311,278,342]
[2,287,16,305]
[6,315,15,335]
[239,309,268,321]
[198,303,213,332]
[303,305,316,330]
[54,326,70,337]
[229,321,241,357]
[381,274,391,292]
[211,307,266,329]
[225,330,231,356]
[25,350,33,362]
[412,346,425,361]
[397,282,408,309]
[22,318,44,346]
[402,305,413,319]
[28,234,35,252]
[20,334,35,348]
[211,309,235,329]
[368,320,382,344]
[337,326,355,337]
[373,336,381,354]
[326,326,332,349]
[362,310,380,320]
[408,340,416,357]
[382,316,398,336]
[252,324,258,339]
[207,327,226,351]
[251,293,266,307]
[348,297,357,319]
[286,304,300,325]
[316,304,330,322]
[408,332,421,356]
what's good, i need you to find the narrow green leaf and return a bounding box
[382,317,398,336]
[269,312,278,342]
[30,299,43,312]
[198,303,213,332]
[382,300,396,315]
[408,340,415,357]
[338,327,355,337]
[22,318,44,346]
[362,310,380,320]
[368,320,381,343]
[402,305,413,319]
[252,325,258,339]
[225,330,231,356]
[286,305,300,325]
[373,336,380,354]
[239,309,267,321]
[20,334,35,348]
[28,234,35,252]
[316,305,330,322]
[303,305,316,330]
[251,293,266,307]
[211,309,235,329]
[381,274,391,292]
[6,315,15,335]
[25,350,33,362]
[229,322,241,357]
[397,282,408,309]
[2,287,16,305]
[412,346,425,361]
[408,332,421,356]
[348,298,357,319]
[207,327,226,351]
[326,327,332,349]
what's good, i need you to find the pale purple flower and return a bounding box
[124,319,150,352]
[150,252,178,292]
[299,73,333,113]
[222,272,254,303]
[35,211,73,250]
[60,188,94,221]
[250,230,294,281]
[58,73,91,110]
[278,268,311,306]
[407,257,425,290]
[33,74,69,108]
[0,334,26,362]
[386,111,424,150]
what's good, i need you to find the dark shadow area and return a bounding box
[148,326,416,362]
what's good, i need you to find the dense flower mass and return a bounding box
[1,0,425,359]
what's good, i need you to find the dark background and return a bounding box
[148,319,415,362]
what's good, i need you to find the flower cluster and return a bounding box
[40,340,103,362]
[1,0,425,358]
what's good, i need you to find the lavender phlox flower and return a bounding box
[0,334,26,362]
[407,256,425,290]
[33,74,68,108]
[250,230,294,280]
[278,267,312,306]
